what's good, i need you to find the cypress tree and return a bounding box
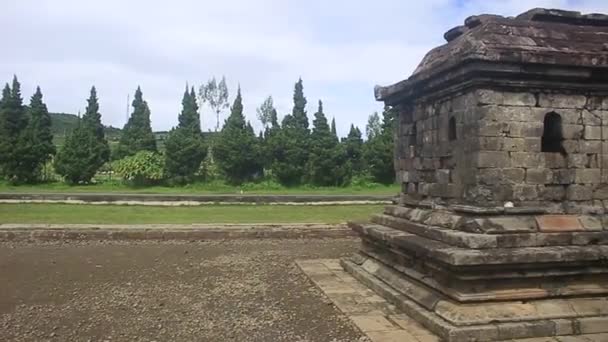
[116,86,156,158]
[214,87,261,184]
[164,86,205,183]
[269,78,310,186]
[331,117,338,143]
[307,100,351,186]
[0,76,29,181]
[55,118,97,184]
[82,86,110,171]
[344,124,364,174]
[13,87,56,183]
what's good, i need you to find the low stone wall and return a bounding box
[0,193,395,206]
[0,223,355,242]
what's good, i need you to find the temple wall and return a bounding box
[396,88,608,213]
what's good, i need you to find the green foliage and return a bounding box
[81,86,110,173]
[199,76,229,132]
[54,89,112,184]
[344,124,364,174]
[363,106,396,184]
[113,151,165,186]
[54,121,97,184]
[214,87,262,185]
[307,101,351,186]
[164,87,205,184]
[10,87,56,183]
[268,78,310,186]
[116,87,157,158]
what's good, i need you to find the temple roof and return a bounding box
[375,8,608,103]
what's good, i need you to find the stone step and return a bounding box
[372,213,608,249]
[349,221,608,267]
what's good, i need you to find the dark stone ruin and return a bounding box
[343,8,608,341]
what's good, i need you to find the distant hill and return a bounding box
[50,113,122,141]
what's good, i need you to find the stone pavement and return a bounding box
[298,259,608,342]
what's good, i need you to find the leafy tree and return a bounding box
[0,76,29,182]
[199,76,229,132]
[164,87,205,184]
[344,124,364,174]
[214,87,262,184]
[82,86,110,172]
[12,87,56,183]
[307,100,350,186]
[113,151,165,186]
[269,78,310,186]
[116,87,156,158]
[54,119,96,184]
[366,111,382,139]
[363,106,396,184]
[257,96,276,129]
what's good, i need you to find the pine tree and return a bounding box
[164,86,205,183]
[363,106,396,184]
[82,86,110,171]
[12,87,56,183]
[54,118,97,184]
[344,124,364,174]
[307,100,351,186]
[0,76,29,181]
[214,87,261,184]
[116,86,157,159]
[269,78,310,186]
[331,117,338,143]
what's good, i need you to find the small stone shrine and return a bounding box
[343,8,608,341]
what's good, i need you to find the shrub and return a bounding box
[112,151,164,186]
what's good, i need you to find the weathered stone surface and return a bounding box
[536,215,583,232]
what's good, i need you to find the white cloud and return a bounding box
[1,0,607,136]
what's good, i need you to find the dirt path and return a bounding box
[0,239,366,342]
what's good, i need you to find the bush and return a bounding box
[112,151,165,186]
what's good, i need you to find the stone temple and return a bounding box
[343,8,608,341]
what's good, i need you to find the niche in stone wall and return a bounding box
[541,112,565,154]
[448,117,457,141]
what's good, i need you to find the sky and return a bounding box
[2,0,608,137]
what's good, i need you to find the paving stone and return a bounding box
[367,330,421,342]
[351,315,399,332]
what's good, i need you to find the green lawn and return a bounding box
[0,181,399,196]
[0,204,382,224]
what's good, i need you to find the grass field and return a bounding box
[0,204,382,224]
[0,180,400,196]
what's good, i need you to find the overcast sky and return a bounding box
[2,0,608,137]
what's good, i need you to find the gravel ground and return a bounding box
[0,239,367,342]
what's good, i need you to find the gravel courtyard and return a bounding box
[0,238,366,342]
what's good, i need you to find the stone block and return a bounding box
[562,124,584,139]
[502,92,536,106]
[575,169,601,184]
[541,185,566,200]
[478,168,525,185]
[544,153,567,169]
[582,109,602,126]
[524,138,541,152]
[584,126,602,140]
[536,215,583,232]
[578,216,603,231]
[538,93,587,108]
[579,140,602,154]
[350,314,398,332]
[511,152,543,168]
[593,185,608,200]
[436,169,451,184]
[526,169,553,184]
[513,185,540,201]
[508,121,544,138]
[398,171,410,183]
[566,185,593,201]
[578,316,608,334]
[477,89,503,105]
[567,154,589,169]
[476,151,510,168]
